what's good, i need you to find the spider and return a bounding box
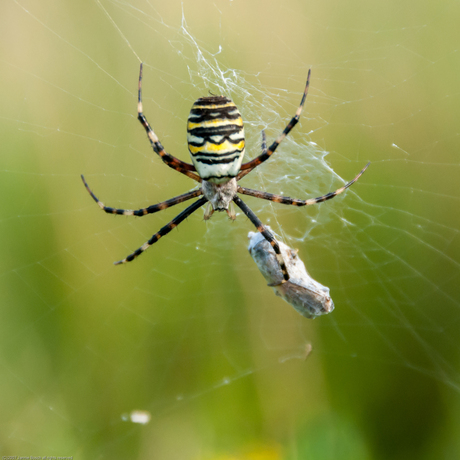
[81,63,369,283]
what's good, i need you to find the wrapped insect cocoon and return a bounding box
[248,231,334,319]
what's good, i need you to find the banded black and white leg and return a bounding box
[237,162,370,206]
[237,69,311,181]
[137,63,202,183]
[233,196,289,283]
[114,196,208,265]
[81,175,203,216]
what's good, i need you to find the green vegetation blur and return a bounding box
[0,0,459,459]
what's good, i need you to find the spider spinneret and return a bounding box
[82,63,369,284]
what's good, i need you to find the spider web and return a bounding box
[1,0,460,458]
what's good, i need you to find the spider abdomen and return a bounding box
[187,96,245,184]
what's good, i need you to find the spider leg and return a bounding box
[237,162,369,206]
[261,129,267,156]
[114,196,208,265]
[236,69,311,181]
[81,175,203,216]
[137,63,202,183]
[233,196,289,283]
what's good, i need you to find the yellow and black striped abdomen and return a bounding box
[187,96,245,184]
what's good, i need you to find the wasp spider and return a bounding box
[82,63,369,283]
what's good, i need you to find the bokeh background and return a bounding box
[1,0,460,458]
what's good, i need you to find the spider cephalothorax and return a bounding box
[82,63,369,284]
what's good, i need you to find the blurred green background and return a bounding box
[1,0,460,458]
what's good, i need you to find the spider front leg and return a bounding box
[233,196,289,283]
[81,175,203,216]
[115,196,208,264]
[137,63,201,183]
